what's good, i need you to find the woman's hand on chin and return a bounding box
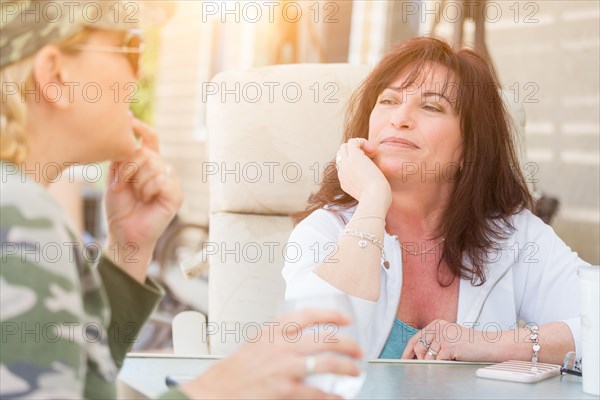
[337,138,391,208]
[103,118,183,282]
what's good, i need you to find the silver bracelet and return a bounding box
[525,324,540,364]
[341,229,390,269]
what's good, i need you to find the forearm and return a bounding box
[314,190,390,301]
[490,322,575,364]
[104,237,154,283]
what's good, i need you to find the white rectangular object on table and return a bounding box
[579,265,600,396]
[476,360,561,383]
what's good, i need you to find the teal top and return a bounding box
[379,318,420,359]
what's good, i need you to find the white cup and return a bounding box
[579,265,599,396]
[281,294,367,399]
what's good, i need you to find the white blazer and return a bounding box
[283,207,587,359]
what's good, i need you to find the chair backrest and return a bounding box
[205,64,526,355]
[206,64,370,355]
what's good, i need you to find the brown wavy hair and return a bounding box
[293,37,533,286]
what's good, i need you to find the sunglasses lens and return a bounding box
[128,53,140,73]
[126,33,144,73]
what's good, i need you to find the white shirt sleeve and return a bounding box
[514,211,588,357]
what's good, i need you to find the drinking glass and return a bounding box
[281,294,367,399]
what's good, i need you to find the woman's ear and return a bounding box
[31,45,73,110]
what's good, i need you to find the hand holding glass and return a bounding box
[281,294,367,399]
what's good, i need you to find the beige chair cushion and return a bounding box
[207,213,292,354]
[206,64,370,355]
[207,63,371,215]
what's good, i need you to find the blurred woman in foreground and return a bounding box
[0,1,360,398]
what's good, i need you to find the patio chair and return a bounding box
[205,63,369,354]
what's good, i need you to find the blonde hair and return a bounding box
[0,29,95,164]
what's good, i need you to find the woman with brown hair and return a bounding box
[283,37,587,363]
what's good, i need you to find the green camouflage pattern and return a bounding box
[0,161,167,398]
[0,0,175,69]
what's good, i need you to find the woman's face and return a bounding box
[66,29,140,162]
[368,64,463,185]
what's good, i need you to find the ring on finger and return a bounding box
[427,347,439,357]
[305,354,317,376]
[419,337,431,349]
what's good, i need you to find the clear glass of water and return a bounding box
[281,293,367,399]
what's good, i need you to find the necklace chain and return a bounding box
[399,238,446,256]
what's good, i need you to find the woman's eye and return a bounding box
[379,98,394,105]
[423,104,441,112]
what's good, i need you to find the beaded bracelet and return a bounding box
[341,229,390,269]
[525,324,540,364]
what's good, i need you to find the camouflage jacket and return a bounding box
[0,162,186,399]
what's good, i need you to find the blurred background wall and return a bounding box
[483,1,599,264]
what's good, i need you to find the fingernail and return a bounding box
[111,169,120,190]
